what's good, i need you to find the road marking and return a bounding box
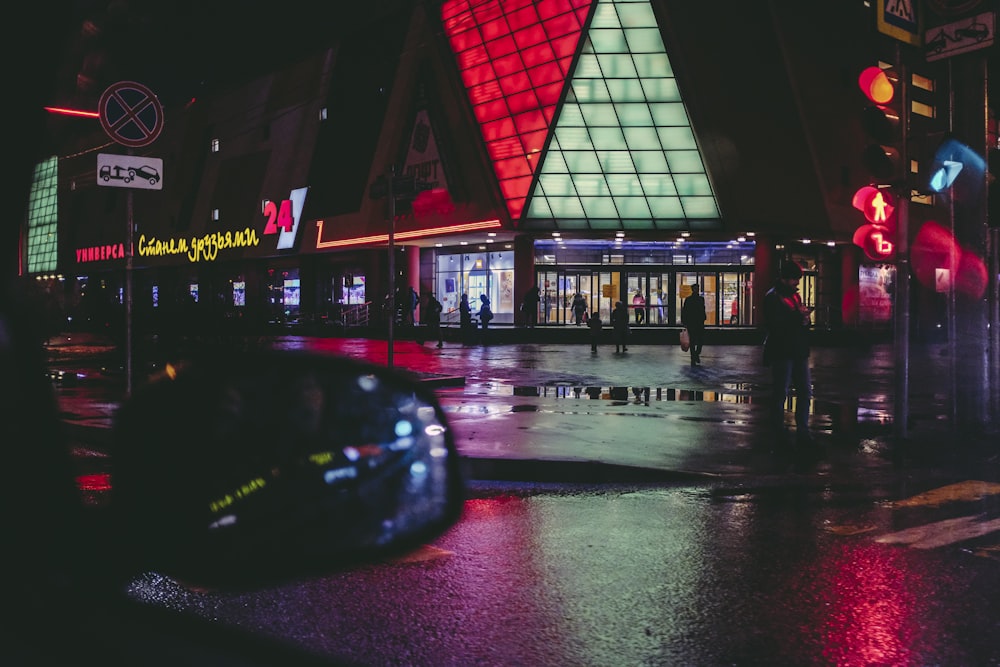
[875,515,1000,549]
[890,480,1000,508]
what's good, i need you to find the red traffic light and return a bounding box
[852,186,897,229]
[853,224,895,261]
[858,66,894,106]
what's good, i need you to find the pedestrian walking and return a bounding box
[572,292,587,326]
[408,286,420,326]
[423,292,443,348]
[587,310,602,352]
[610,300,629,353]
[681,283,707,365]
[478,293,493,341]
[632,292,645,325]
[522,285,540,328]
[459,293,474,344]
[762,260,814,447]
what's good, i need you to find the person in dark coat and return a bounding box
[762,260,814,446]
[572,292,587,326]
[478,293,493,341]
[522,286,540,328]
[459,293,474,344]
[423,292,443,348]
[587,310,603,352]
[681,283,707,366]
[610,300,629,353]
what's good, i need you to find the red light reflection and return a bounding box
[911,221,987,299]
[76,473,111,491]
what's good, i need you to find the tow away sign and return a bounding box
[97,154,163,191]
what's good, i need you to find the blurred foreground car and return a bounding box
[0,298,464,665]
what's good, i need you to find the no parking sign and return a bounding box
[98,81,164,148]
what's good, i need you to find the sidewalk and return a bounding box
[48,332,1000,486]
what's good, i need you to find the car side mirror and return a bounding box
[110,350,464,590]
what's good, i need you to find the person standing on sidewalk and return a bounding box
[522,285,540,328]
[610,301,629,353]
[681,283,707,365]
[423,292,444,348]
[459,293,474,344]
[587,310,603,352]
[762,260,814,446]
[478,293,493,342]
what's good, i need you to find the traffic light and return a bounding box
[927,136,986,194]
[858,66,904,185]
[851,185,896,261]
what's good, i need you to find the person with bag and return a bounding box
[762,260,814,447]
[681,283,707,366]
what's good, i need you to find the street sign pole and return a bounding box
[125,173,134,396]
[893,47,911,441]
[387,165,396,369]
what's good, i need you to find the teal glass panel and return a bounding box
[526,0,720,230]
[647,196,684,217]
[664,150,706,173]
[589,127,627,150]
[582,197,619,217]
[681,197,720,217]
[631,151,669,172]
[674,174,714,196]
[562,151,602,172]
[606,174,643,195]
[622,126,658,147]
[605,79,645,102]
[614,197,652,217]
[590,28,629,53]
[548,197,587,217]
[639,174,677,196]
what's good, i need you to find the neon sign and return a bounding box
[138,228,261,263]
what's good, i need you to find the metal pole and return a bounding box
[125,158,134,396]
[893,52,910,440]
[387,165,395,369]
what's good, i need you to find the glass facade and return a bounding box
[527,239,756,326]
[25,157,59,274]
[435,250,516,323]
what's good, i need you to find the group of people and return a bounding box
[413,288,493,348]
[414,267,814,448]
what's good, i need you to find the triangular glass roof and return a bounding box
[442,0,720,231]
[526,0,720,230]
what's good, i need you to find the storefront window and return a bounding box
[435,250,514,323]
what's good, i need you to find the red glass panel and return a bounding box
[513,109,546,134]
[482,17,510,42]
[527,61,562,88]
[464,62,497,86]
[507,89,540,115]
[449,29,480,53]
[542,13,579,39]
[482,117,517,141]
[535,81,563,107]
[538,0,573,21]
[458,45,490,70]
[507,5,539,31]
[475,99,511,123]
[493,52,525,76]
[470,77,503,101]
[486,34,518,59]
[513,24,546,49]
[500,175,534,198]
[550,34,578,58]
[443,0,594,219]
[496,156,533,179]
[488,137,524,161]
[498,71,532,96]
[521,42,556,69]
[520,128,548,154]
